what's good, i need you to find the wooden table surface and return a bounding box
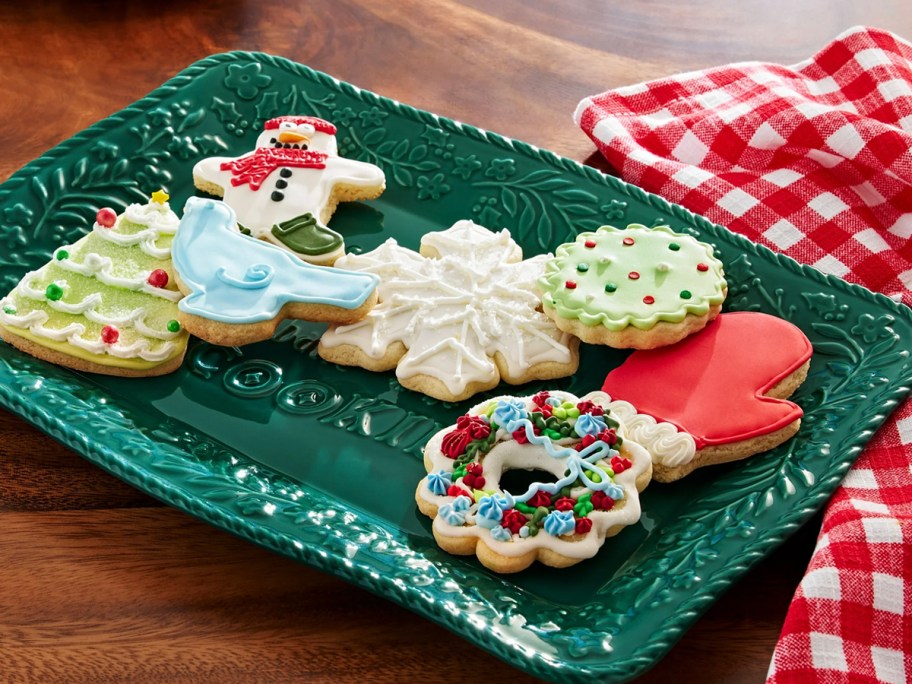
[1,2,910,682]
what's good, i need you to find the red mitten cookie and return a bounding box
[601,311,812,482]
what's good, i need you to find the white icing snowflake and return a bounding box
[318,220,577,400]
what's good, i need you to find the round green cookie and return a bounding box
[537,224,727,349]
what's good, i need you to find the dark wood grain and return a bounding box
[1,2,908,682]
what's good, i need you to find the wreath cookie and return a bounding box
[538,224,727,349]
[416,390,652,573]
[602,312,812,482]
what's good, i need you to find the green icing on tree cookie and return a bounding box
[0,197,189,369]
[538,224,726,331]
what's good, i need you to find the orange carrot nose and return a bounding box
[278,131,308,143]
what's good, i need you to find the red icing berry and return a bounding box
[575,517,593,535]
[584,239,596,248]
[622,237,635,246]
[502,509,527,534]
[610,455,633,473]
[532,391,551,407]
[446,485,473,499]
[628,271,640,280]
[96,208,117,228]
[466,462,483,477]
[100,325,119,344]
[597,428,618,445]
[554,497,576,512]
[565,280,577,289]
[463,474,486,490]
[697,263,709,272]
[591,490,616,510]
[643,295,655,305]
[576,433,597,452]
[147,269,169,288]
[527,491,552,508]
[575,400,604,416]
[512,427,530,444]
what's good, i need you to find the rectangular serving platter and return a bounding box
[1,52,911,683]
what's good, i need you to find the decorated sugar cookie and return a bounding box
[602,312,812,482]
[171,198,379,347]
[0,192,189,376]
[538,224,727,349]
[416,390,652,573]
[193,115,386,265]
[317,220,580,402]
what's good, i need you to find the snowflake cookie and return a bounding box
[317,220,580,402]
[415,390,653,573]
[538,224,727,349]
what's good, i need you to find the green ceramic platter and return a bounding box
[1,53,910,683]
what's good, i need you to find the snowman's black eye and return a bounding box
[270,138,276,143]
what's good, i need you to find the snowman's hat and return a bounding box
[264,116,337,135]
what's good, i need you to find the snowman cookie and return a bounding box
[171,198,379,347]
[538,224,727,349]
[602,312,812,482]
[193,115,386,266]
[0,192,189,376]
[416,390,652,573]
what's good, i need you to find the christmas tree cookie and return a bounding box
[0,192,189,376]
[538,224,727,349]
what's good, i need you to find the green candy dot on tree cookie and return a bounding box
[45,283,64,301]
[167,319,181,333]
[577,263,589,273]
[55,249,69,261]
[680,290,692,299]
[3,306,16,315]
[668,243,681,251]
[605,283,617,293]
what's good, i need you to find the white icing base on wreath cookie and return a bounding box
[416,390,652,568]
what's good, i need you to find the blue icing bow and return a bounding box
[543,509,576,537]
[173,198,379,324]
[426,470,452,496]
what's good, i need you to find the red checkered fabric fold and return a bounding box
[576,26,912,682]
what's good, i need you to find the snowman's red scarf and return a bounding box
[221,148,329,190]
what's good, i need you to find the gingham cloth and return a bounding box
[575,26,912,683]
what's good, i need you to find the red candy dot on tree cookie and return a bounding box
[96,208,117,228]
[643,295,655,305]
[101,325,119,344]
[565,280,577,289]
[697,263,709,272]
[628,272,640,280]
[147,269,169,288]
[584,239,596,248]
[622,237,635,246]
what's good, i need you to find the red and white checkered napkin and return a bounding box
[575,25,912,682]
